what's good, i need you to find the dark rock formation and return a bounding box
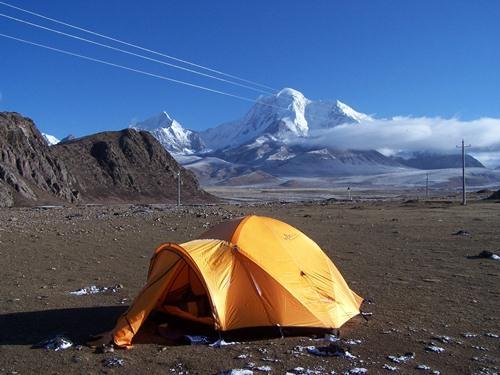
[0,112,79,206]
[0,112,214,206]
[53,128,214,204]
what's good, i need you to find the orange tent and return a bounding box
[112,215,363,348]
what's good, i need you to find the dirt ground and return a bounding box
[0,198,499,374]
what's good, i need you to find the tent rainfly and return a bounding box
[112,215,363,348]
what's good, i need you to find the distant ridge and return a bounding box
[393,152,485,169]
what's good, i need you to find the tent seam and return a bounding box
[237,247,331,328]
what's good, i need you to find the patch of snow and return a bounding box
[69,284,122,295]
[425,345,445,353]
[184,335,211,345]
[387,352,415,363]
[324,334,340,342]
[307,345,356,360]
[462,332,478,338]
[209,339,239,348]
[472,345,488,351]
[34,335,72,351]
[344,339,363,345]
[382,364,398,371]
[261,357,280,362]
[102,357,125,367]
[267,146,296,161]
[432,335,453,344]
[42,133,60,146]
[343,368,368,375]
[415,364,431,371]
[255,365,272,373]
[218,370,253,375]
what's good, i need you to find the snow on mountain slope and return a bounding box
[42,133,60,146]
[261,147,406,177]
[134,89,368,155]
[306,100,371,129]
[200,88,369,150]
[131,111,206,154]
[182,156,252,185]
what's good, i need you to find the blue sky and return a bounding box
[0,0,499,138]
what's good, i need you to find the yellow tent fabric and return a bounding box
[112,215,363,348]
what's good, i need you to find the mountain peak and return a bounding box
[132,111,175,131]
[201,88,370,150]
[334,100,370,122]
[160,111,174,123]
[42,133,60,146]
[132,112,206,155]
[276,87,306,99]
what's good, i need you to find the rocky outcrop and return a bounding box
[0,112,79,206]
[0,112,214,207]
[53,128,215,204]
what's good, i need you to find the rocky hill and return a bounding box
[0,112,79,207]
[0,112,213,207]
[53,128,213,204]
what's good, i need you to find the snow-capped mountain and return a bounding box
[200,88,370,150]
[42,133,60,146]
[131,89,393,185]
[131,111,206,155]
[133,89,368,156]
[60,134,76,143]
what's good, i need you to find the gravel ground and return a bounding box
[0,199,499,374]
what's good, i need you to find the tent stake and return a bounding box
[277,324,284,339]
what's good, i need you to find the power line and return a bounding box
[0,12,274,95]
[0,0,277,92]
[0,32,289,111]
[0,30,369,132]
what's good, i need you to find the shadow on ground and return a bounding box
[0,306,126,346]
[0,307,368,347]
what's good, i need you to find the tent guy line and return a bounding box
[0,0,277,93]
[0,12,274,95]
[0,32,290,111]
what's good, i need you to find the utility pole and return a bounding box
[177,170,181,206]
[425,173,429,199]
[456,139,471,205]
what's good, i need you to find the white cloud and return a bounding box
[301,116,500,167]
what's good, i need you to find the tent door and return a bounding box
[157,258,214,325]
